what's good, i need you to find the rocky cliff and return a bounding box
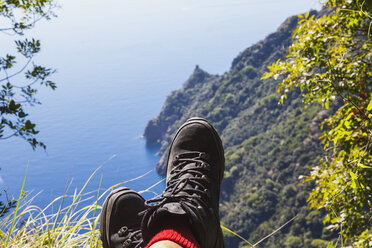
[144,10,335,248]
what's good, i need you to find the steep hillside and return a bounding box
[144,10,335,248]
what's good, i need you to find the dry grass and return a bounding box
[0,165,161,248]
[0,164,298,248]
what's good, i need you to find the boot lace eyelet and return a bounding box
[122,239,132,248]
[200,163,211,171]
[201,175,210,183]
[118,226,128,237]
[199,152,210,160]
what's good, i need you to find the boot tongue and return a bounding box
[146,203,187,231]
[161,202,187,215]
[142,202,187,245]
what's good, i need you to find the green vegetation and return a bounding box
[263,0,372,246]
[2,1,369,247]
[0,167,102,247]
[0,0,57,149]
[1,0,58,220]
[144,10,337,247]
[0,167,159,247]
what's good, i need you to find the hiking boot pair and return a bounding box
[99,118,225,248]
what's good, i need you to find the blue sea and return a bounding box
[0,0,320,209]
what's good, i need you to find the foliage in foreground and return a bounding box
[263,0,372,246]
[0,168,103,247]
[0,0,58,149]
[0,167,158,248]
[0,193,102,248]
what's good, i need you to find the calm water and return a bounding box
[0,0,320,208]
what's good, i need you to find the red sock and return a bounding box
[145,216,200,248]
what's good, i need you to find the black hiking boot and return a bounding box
[141,117,225,248]
[100,187,146,248]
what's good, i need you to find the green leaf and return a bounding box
[358,163,372,169]
[350,171,358,189]
[350,171,357,180]
[9,100,16,110]
[25,120,33,130]
[367,97,372,111]
[326,242,333,248]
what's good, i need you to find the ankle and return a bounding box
[144,216,199,248]
[149,240,183,248]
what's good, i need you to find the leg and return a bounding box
[100,118,226,248]
[149,241,183,248]
[141,117,226,248]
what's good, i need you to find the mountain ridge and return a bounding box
[144,9,335,248]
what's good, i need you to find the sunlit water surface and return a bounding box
[0,0,320,208]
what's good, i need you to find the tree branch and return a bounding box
[0,58,32,83]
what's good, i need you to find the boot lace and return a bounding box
[145,152,212,215]
[118,226,143,248]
